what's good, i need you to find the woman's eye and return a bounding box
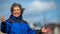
[17,9,20,11]
[13,10,16,11]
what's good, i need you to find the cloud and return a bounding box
[26,1,56,12]
[23,1,57,24]
[23,1,56,19]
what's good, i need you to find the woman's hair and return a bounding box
[10,3,25,15]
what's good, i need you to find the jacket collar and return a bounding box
[10,15,22,22]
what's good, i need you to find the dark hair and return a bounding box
[11,3,25,15]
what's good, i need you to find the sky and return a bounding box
[0,0,60,26]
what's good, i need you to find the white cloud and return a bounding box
[23,1,56,24]
[26,1,56,12]
[23,1,56,18]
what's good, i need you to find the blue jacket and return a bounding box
[1,15,36,34]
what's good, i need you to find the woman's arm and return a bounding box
[1,22,6,33]
[27,24,48,34]
[1,16,6,33]
[1,16,11,33]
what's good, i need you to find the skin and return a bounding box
[1,16,5,22]
[12,6,21,17]
[42,27,52,34]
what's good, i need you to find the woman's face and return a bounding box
[12,6,21,17]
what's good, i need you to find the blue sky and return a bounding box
[0,0,60,26]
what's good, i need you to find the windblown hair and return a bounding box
[10,3,25,15]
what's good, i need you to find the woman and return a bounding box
[1,3,49,34]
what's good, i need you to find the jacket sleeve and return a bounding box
[27,24,43,34]
[1,22,6,33]
[27,24,36,34]
[1,20,11,33]
[22,20,36,34]
[36,30,43,34]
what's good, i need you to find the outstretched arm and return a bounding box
[1,16,6,33]
[1,16,11,33]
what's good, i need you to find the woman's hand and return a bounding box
[1,16,6,22]
[41,27,47,33]
[41,26,52,34]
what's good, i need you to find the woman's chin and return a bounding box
[14,16,20,17]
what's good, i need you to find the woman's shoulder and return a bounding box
[6,18,14,24]
[21,19,28,24]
